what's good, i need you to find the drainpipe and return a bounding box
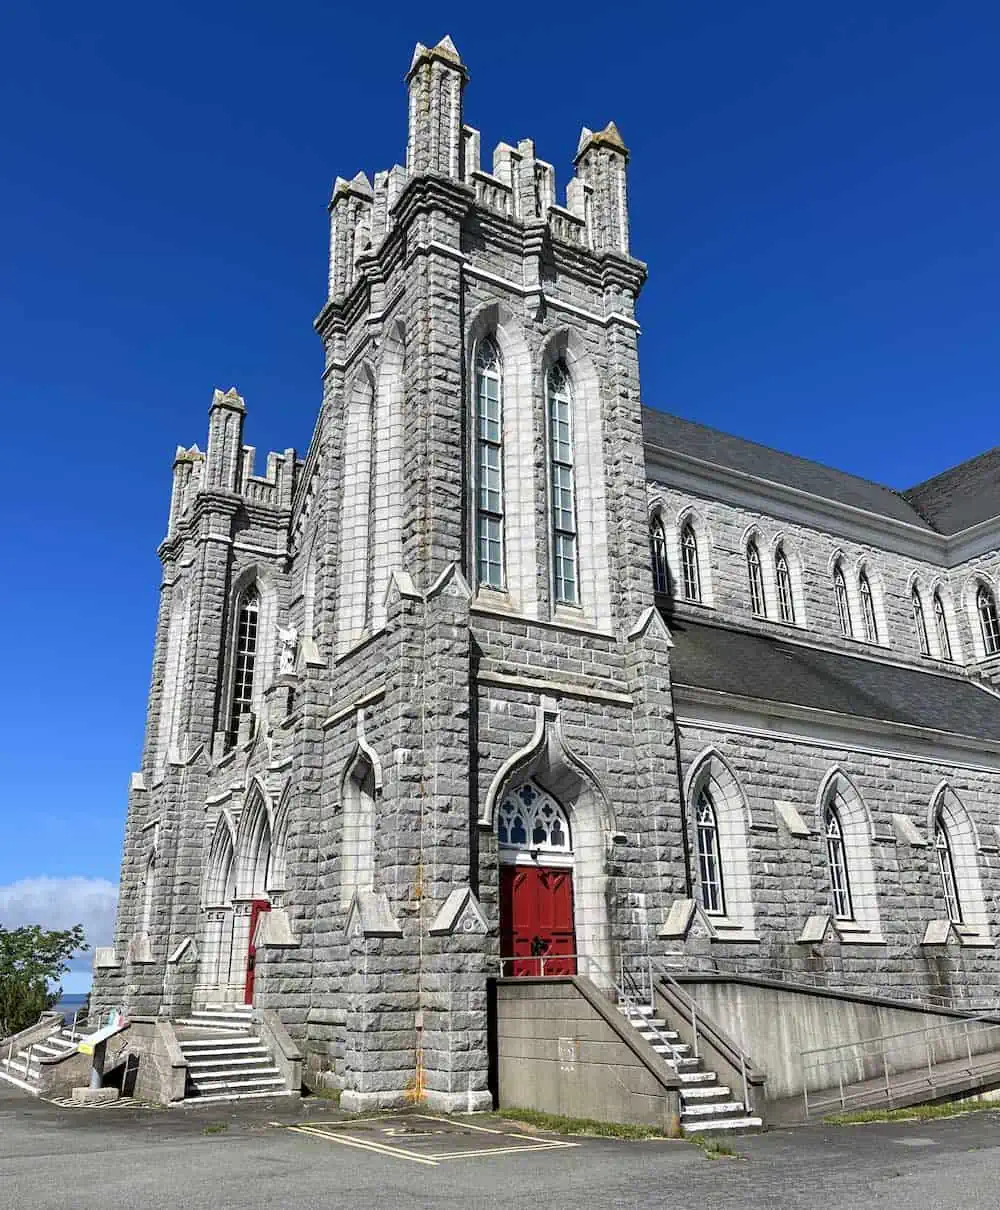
[671,707,693,900]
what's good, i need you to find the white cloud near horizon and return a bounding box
[0,877,119,977]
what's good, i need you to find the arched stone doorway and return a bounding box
[498,781,576,975]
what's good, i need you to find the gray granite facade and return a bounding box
[94,36,1000,1107]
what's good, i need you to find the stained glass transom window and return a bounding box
[497,782,572,854]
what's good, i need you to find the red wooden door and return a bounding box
[244,899,271,1004]
[500,866,576,977]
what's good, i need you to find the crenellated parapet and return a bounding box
[165,387,298,543]
[321,34,639,310]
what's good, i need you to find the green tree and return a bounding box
[0,924,86,1037]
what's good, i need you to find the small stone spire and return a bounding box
[406,36,468,179]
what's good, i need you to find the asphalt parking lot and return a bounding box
[4,1083,1000,1210]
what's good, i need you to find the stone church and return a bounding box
[94,36,1000,1112]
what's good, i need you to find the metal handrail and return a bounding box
[800,1014,1000,1118]
[659,954,998,1015]
[645,957,756,1111]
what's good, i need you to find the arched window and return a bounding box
[859,572,878,643]
[833,564,853,637]
[824,803,853,920]
[498,782,571,858]
[977,585,1000,655]
[546,361,579,606]
[695,787,725,915]
[475,337,504,589]
[933,817,962,924]
[912,588,930,655]
[775,547,795,623]
[933,591,953,661]
[680,523,701,602]
[650,516,669,595]
[747,540,766,617]
[229,586,260,739]
[341,756,376,908]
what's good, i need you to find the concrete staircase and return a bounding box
[0,1022,83,1094]
[174,1005,293,1102]
[617,1001,762,1135]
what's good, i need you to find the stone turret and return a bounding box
[204,387,246,492]
[405,35,468,178]
[572,121,631,254]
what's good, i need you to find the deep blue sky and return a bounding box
[2,1,998,984]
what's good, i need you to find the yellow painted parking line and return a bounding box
[411,1114,516,1136]
[287,1124,440,1166]
[429,1142,581,1160]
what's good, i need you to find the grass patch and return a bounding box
[202,1123,229,1135]
[498,1107,667,1140]
[688,1134,741,1160]
[825,1098,998,1125]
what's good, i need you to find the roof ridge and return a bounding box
[641,405,918,500]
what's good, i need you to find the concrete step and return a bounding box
[193,1075,285,1093]
[681,1100,748,1119]
[179,1037,264,1053]
[0,1066,42,1094]
[651,1042,691,1056]
[187,1055,272,1071]
[185,1089,297,1103]
[176,1017,253,1031]
[680,1085,733,1101]
[678,1070,718,1084]
[1,1057,41,1080]
[685,1116,763,1135]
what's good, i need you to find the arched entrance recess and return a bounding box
[498,781,575,975]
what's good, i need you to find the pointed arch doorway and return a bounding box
[498,781,577,976]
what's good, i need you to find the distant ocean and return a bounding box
[53,993,88,1019]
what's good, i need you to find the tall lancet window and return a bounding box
[912,588,930,655]
[775,546,795,623]
[824,803,853,920]
[229,586,259,738]
[859,572,879,643]
[934,818,962,924]
[834,564,853,637]
[650,517,669,595]
[695,787,725,915]
[547,360,579,606]
[680,523,702,602]
[978,585,1000,656]
[475,337,504,589]
[747,540,766,617]
[933,591,952,661]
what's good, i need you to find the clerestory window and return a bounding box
[775,547,795,623]
[834,564,853,637]
[978,585,1000,656]
[912,588,930,656]
[859,572,879,643]
[475,337,505,590]
[747,540,766,617]
[547,361,579,606]
[650,517,669,595]
[933,591,953,661]
[680,522,701,602]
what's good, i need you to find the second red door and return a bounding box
[499,865,576,977]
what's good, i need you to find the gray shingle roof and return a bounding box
[669,618,1000,743]
[903,448,1000,535]
[642,408,934,530]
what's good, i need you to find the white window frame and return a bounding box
[833,563,853,637]
[474,336,505,591]
[546,360,580,608]
[650,515,669,596]
[680,522,702,602]
[747,539,766,618]
[775,546,795,624]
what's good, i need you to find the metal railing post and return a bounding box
[966,1021,972,1066]
[740,1048,750,1111]
[838,1069,844,1110]
[691,1000,699,1060]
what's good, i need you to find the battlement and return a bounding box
[326,36,633,300]
[166,388,297,539]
